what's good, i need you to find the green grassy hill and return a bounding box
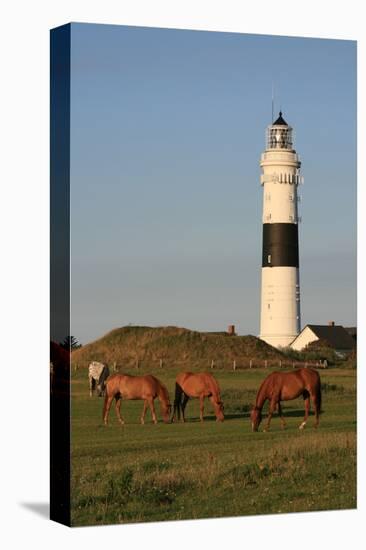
[72,325,284,368]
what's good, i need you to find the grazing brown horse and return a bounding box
[250,368,322,432]
[172,372,224,422]
[103,374,171,425]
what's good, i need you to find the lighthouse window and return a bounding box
[267,303,271,309]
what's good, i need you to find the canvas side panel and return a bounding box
[50,23,71,527]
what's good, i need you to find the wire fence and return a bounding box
[72,357,328,372]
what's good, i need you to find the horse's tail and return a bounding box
[172,381,184,420]
[316,377,322,414]
[102,383,110,421]
[98,365,110,394]
[174,381,183,405]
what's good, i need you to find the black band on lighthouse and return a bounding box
[262,223,299,267]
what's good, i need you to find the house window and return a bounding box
[267,254,271,264]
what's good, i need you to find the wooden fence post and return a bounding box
[249,359,253,369]
[279,360,282,368]
[292,361,295,369]
[264,360,268,368]
[160,358,163,368]
[113,361,117,372]
[233,360,236,371]
[211,359,214,369]
[136,359,139,369]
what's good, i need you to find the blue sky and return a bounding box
[69,23,356,344]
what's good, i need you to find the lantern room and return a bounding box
[267,111,293,150]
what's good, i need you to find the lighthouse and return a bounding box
[259,111,303,348]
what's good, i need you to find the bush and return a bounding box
[280,339,339,366]
[343,350,357,369]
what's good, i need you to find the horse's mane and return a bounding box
[255,374,272,406]
[207,373,221,395]
[158,381,170,403]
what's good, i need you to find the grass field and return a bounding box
[70,366,356,526]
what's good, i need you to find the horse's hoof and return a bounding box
[299,422,306,430]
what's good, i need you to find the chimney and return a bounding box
[227,324,236,336]
[328,321,335,327]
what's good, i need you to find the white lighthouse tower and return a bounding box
[259,112,303,348]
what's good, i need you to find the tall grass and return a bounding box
[71,431,356,525]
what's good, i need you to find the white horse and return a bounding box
[88,361,110,397]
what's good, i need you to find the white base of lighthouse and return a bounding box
[259,266,300,348]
